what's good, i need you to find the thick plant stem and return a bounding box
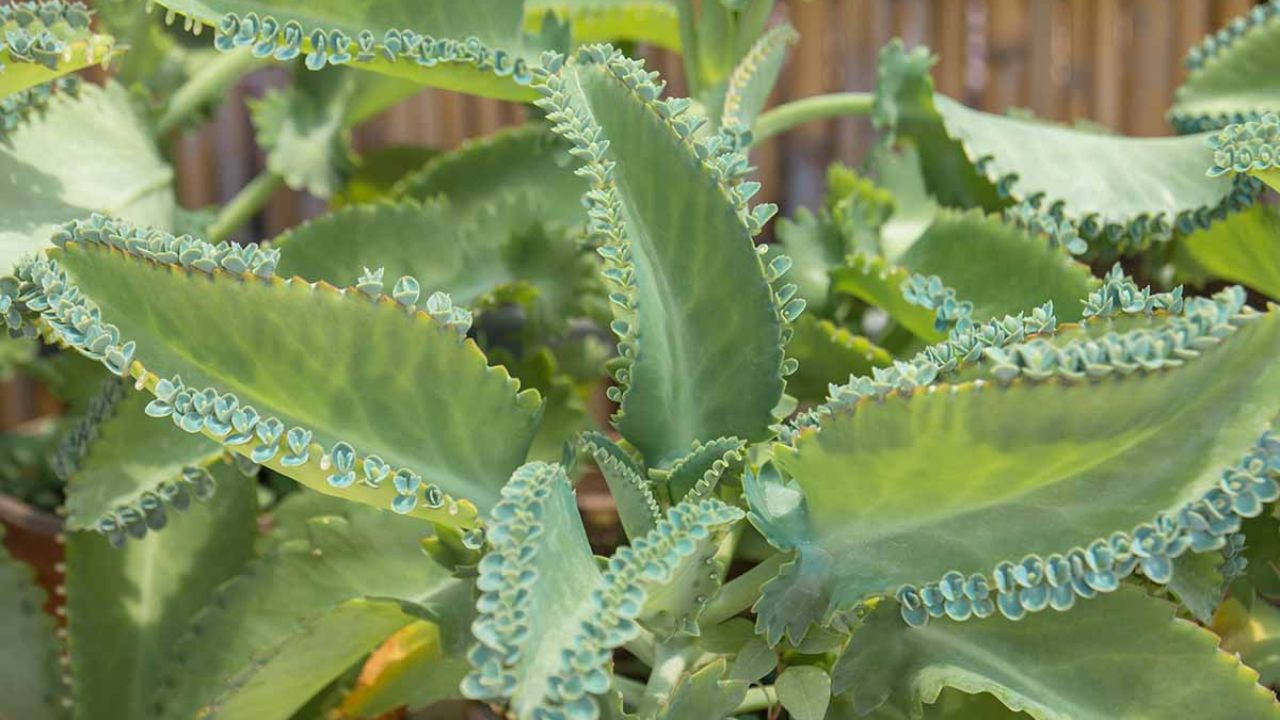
[735,685,778,714]
[156,49,263,135]
[700,552,785,626]
[615,676,647,709]
[751,92,875,144]
[638,641,696,717]
[206,172,284,243]
[676,0,701,97]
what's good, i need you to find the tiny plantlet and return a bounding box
[3,1,1280,719]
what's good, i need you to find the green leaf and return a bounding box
[1215,596,1280,688]
[1170,3,1280,132]
[152,0,551,101]
[462,461,743,719]
[717,23,796,129]
[0,528,62,720]
[581,430,660,540]
[537,47,788,465]
[0,3,117,100]
[64,461,257,720]
[776,666,831,720]
[897,209,1099,324]
[877,41,1259,250]
[753,294,1280,642]
[727,637,776,683]
[1182,205,1280,301]
[658,436,745,503]
[525,0,680,50]
[832,689,1032,719]
[1238,512,1280,601]
[394,124,588,231]
[832,587,1280,719]
[271,196,595,328]
[830,253,943,342]
[786,316,891,403]
[0,82,174,273]
[60,381,224,539]
[1168,550,1227,624]
[336,620,469,718]
[331,145,438,208]
[657,659,746,720]
[154,494,466,720]
[15,218,542,527]
[772,208,844,313]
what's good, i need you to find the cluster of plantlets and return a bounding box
[1,1,1280,719]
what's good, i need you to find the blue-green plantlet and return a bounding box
[2,2,1280,719]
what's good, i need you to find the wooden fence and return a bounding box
[0,0,1265,429]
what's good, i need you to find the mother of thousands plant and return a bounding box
[4,1,1280,718]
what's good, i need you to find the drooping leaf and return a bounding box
[0,528,62,720]
[393,124,588,231]
[752,291,1280,643]
[336,620,469,718]
[833,587,1280,719]
[271,196,595,327]
[877,41,1260,251]
[1180,205,1280,301]
[0,2,117,100]
[1170,2,1280,132]
[154,494,467,720]
[59,380,224,541]
[8,217,542,527]
[537,46,790,465]
[462,461,743,719]
[0,82,174,273]
[525,0,680,50]
[151,0,554,101]
[64,461,257,720]
[785,315,891,402]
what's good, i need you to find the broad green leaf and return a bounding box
[752,297,1280,643]
[0,82,174,273]
[1170,4,1280,132]
[525,0,680,50]
[877,42,1258,249]
[61,381,224,538]
[272,196,595,328]
[717,23,796,129]
[833,689,1031,719]
[336,620,469,718]
[1215,596,1280,687]
[394,124,588,231]
[656,659,746,720]
[332,146,438,207]
[830,253,942,342]
[0,3,117,100]
[15,219,542,527]
[154,495,467,720]
[1168,550,1227,624]
[897,209,1099,323]
[1182,205,1280,301]
[64,461,257,720]
[786,316,890,402]
[771,208,844,313]
[462,462,743,719]
[776,666,831,720]
[152,0,550,101]
[538,47,788,465]
[832,587,1280,719]
[0,528,62,720]
[727,637,775,683]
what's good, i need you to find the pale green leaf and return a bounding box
[0,4,117,100]
[777,666,831,720]
[1216,596,1280,687]
[833,587,1280,719]
[718,23,796,129]
[525,0,680,50]
[1170,4,1280,132]
[1182,205,1280,301]
[336,621,469,718]
[657,659,746,720]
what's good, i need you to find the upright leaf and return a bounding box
[536,46,790,465]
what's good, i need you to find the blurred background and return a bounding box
[1,0,1266,463]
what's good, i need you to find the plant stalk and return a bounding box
[206,172,284,244]
[751,92,875,145]
[614,675,648,709]
[156,49,263,136]
[699,552,785,627]
[637,641,696,717]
